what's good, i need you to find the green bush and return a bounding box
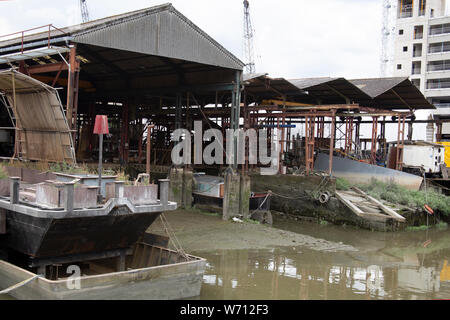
[0,165,7,179]
[336,177,351,191]
[406,225,430,232]
[358,179,450,216]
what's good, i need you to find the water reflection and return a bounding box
[196,224,450,300]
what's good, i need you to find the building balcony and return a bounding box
[399,11,413,18]
[434,103,450,108]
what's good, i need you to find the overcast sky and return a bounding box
[2,0,424,141]
[0,0,383,79]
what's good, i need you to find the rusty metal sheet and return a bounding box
[4,166,57,184]
[35,183,98,209]
[123,185,158,205]
[0,69,76,164]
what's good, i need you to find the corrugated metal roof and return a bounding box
[244,75,434,110]
[349,78,409,98]
[0,4,244,71]
[350,78,435,110]
[288,77,341,90]
[243,74,307,98]
[243,73,268,82]
[288,77,372,104]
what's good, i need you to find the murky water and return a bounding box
[2,219,450,300]
[196,220,450,300]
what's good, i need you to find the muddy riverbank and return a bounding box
[147,209,357,253]
[149,208,450,300]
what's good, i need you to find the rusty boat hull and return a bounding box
[3,208,161,258]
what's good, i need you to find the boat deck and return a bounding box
[0,241,206,300]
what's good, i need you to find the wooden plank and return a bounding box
[157,247,162,266]
[138,244,148,269]
[335,191,365,217]
[352,187,406,222]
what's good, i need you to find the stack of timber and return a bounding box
[335,186,406,227]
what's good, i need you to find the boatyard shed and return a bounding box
[0,3,244,164]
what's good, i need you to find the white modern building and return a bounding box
[393,0,450,140]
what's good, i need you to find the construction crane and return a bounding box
[80,0,90,23]
[243,0,256,74]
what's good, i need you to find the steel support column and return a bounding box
[380,117,386,161]
[305,116,316,175]
[66,46,80,144]
[437,121,443,141]
[120,103,129,164]
[329,111,336,176]
[138,118,143,163]
[175,93,182,130]
[396,115,406,171]
[371,117,378,165]
[231,71,242,169]
[344,117,354,156]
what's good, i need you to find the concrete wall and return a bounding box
[250,174,335,219]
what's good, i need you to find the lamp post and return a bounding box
[93,115,109,202]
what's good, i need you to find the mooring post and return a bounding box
[114,181,125,199]
[37,266,46,277]
[182,168,193,209]
[116,249,126,272]
[169,167,183,205]
[223,169,240,221]
[240,175,251,219]
[64,182,75,212]
[159,179,169,207]
[9,177,20,205]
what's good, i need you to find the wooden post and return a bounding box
[116,250,126,272]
